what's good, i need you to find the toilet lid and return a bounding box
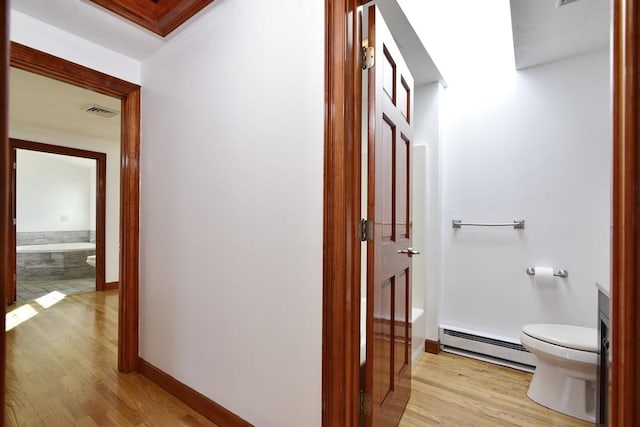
[522,324,598,353]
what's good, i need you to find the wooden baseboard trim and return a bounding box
[425,339,440,355]
[104,281,119,290]
[138,358,253,427]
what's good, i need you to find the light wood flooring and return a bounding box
[400,352,592,426]
[5,290,216,426]
[6,290,592,426]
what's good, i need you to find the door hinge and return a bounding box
[360,390,372,416]
[360,218,373,242]
[362,45,375,70]
[13,218,16,226]
[13,162,16,169]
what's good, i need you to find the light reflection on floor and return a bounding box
[16,277,95,303]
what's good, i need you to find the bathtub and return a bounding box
[17,242,96,281]
[16,242,96,254]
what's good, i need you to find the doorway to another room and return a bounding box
[10,140,108,304]
[8,66,120,306]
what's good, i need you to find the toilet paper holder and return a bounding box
[526,267,569,278]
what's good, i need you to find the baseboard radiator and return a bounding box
[439,325,536,369]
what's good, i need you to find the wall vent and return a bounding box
[556,0,580,7]
[440,325,536,370]
[82,104,119,118]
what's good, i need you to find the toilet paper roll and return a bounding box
[534,267,555,286]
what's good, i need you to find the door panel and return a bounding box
[365,5,414,427]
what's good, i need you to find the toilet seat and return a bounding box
[522,324,598,353]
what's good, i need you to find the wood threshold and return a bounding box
[7,42,141,377]
[9,138,107,296]
[425,339,440,355]
[138,358,252,427]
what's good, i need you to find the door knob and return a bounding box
[397,248,420,257]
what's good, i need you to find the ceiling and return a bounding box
[7,0,611,138]
[10,0,610,71]
[9,0,223,60]
[375,0,444,86]
[510,0,610,69]
[9,67,121,143]
[87,0,214,36]
[364,0,610,86]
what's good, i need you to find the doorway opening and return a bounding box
[6,42,141,375]
[10,140,108,305]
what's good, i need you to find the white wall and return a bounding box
[139,1,324,425]
[439,49,611,340]
[413,82,443,342]
[10,10,140,84]
[16,150,93,232]
[10,128,120,283]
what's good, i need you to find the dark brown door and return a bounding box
[365,5,415,427]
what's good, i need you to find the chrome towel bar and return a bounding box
[452,219,525,229]
[526,267,569,278]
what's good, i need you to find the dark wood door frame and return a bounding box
[1,4,9,425]
[324,0,640,425]
[9,138,108,303]
[323,0,362,425]
[3,43,141,381]
[611,0,640,423]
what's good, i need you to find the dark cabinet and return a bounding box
[597,287,610,426]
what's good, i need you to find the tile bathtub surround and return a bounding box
[17,230,90,246]
[17,249,96,281]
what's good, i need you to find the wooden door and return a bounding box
[365,5,415,427]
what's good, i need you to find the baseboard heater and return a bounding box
[439,325,536,370]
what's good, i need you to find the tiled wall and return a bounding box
[17,230,91,246]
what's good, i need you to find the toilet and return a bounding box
[520,324,599,423]
[86,255,96,268]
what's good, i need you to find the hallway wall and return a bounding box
[139,1,324,425]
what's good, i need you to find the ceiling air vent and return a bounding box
[82,104,120,118]
[556,0,580,7]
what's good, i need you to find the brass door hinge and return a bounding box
[362,45,375,70]
[360,390,372,416]
[360,218,373,242]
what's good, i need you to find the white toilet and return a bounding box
[86,255,96,268]
[520,324,599,423]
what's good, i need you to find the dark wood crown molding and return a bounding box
[88,0,214,37]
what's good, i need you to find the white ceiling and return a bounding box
[11,0,168,60]
[10,0,611,74]
[510,0,610,70]
[10,67,121,143]
[7,0,610,139]
[375,0,444,85]
[375,0,609,85]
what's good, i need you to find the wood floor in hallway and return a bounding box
[5,290,216,426]
[400,352,592,427]
[6,289,593,426]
